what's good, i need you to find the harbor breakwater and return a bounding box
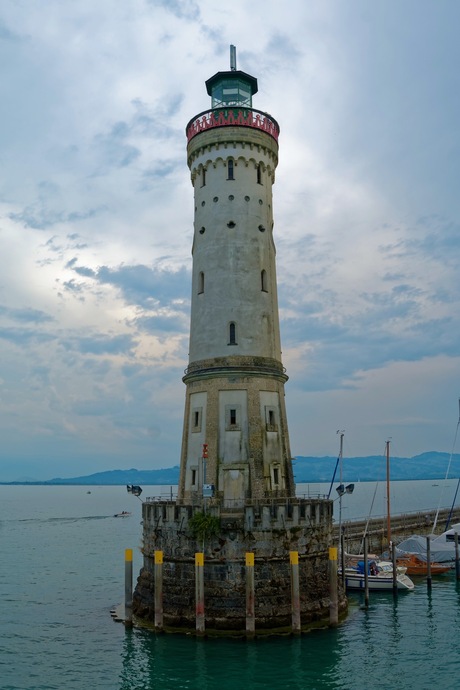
[339,506,460,554]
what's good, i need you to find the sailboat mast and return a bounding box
[386,440,391,546]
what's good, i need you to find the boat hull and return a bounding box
[343,570,415,591]
[396,554,450,576]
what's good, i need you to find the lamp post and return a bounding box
[335,430,355,584]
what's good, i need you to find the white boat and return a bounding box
[395,523,460,565]
[342,559,415,591]
[113,511,131,518]
[395,400,460,564]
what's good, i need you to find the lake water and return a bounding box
[1,482,460,689]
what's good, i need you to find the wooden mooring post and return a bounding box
[245,552,255,637]
[290,551,301,634]
[363,535,369,607]
[195,552,205,635]
[124,548,133,628]
[426,537,432,591]
[329,547,338,627]
[455,533,460,581]
[154,550,164,630]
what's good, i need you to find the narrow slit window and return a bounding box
[261,269,268,292]
[191,469,197,486]
[202,168,206,186]
[257,164,262,184]
[229,322,237,345]
[230,408,237,425]
[227,159,234,180]
[194,411,199,427]
[198,271,204,294]
[273,467,279,485]
[268,410,275,426]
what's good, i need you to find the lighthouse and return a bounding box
[178,46,294,504]
[133,49,344,635]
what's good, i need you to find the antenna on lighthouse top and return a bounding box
[230,44,237,71]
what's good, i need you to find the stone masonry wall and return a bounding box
[133,497,347,634]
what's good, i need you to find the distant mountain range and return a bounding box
[2,451,460,485]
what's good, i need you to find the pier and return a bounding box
[338,507,460,554]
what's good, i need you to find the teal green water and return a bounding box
[1,485,460,689]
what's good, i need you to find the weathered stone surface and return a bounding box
[132,497,347,634]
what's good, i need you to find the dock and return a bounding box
[337,507,460,554]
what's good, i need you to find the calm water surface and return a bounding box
[1,483,460,689]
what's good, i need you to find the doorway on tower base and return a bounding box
[222,467,248,508]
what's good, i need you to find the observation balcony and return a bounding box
[186,107,280,144]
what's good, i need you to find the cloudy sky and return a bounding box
[1,0,459,481]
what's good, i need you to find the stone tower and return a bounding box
[133,49,344,635]
[179,48,294,505]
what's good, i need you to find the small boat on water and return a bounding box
[113,511,132,518]
[342,559,415,591]
[395,523,460,565]
[395,552,450,576]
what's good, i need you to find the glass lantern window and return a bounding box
[211,78,253,108]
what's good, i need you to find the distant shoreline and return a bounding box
[2,452,459,485]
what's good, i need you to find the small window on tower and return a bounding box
[192,408,202,432]
[227,159,234,180]
[198,272,204,294]
[225,404,241,430]
[257,164,262,185]
[265,406,278,432]
[228,322,237,345]
[202,168,206,186]
[191,469,197,486]
[273,467,279,486]
[261,269,268,292]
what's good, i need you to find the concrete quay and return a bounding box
[338,507,460,554]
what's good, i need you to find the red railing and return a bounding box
[186,107,280,143]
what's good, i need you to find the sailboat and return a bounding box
[340,440,415,591]
[395,399,460,569]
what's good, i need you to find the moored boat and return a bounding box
[395,552,450,576]
[395,523,460,565]
[342,559,415,591]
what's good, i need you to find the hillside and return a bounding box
[1,452,460,485]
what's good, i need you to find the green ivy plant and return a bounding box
[189,512,220,541]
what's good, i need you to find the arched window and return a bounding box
[229,322,237,345]
[261,269,268,292]
[198,271,204,294]
[227,158,234,180]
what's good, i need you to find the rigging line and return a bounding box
[327,456,340,499]
[359,480,379,554]
[433,398,460,533]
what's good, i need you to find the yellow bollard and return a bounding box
[154,550,164,630]
[124,548,133,628]
[329,547,338,627]
[195,552,205,634]
[245,552,255,637]
[290,551,301,634]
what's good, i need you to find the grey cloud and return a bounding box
[135,313,188,335]
[62,333,136,356]
[147,0,200,21]
[84,263,190,307]
[0,326,55,346]
[73,266,97,278]
[0,22,22,42]
[0,305,54,324]
[10,204,106,231]
[61,279,86,294]
[142,159,182,181]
